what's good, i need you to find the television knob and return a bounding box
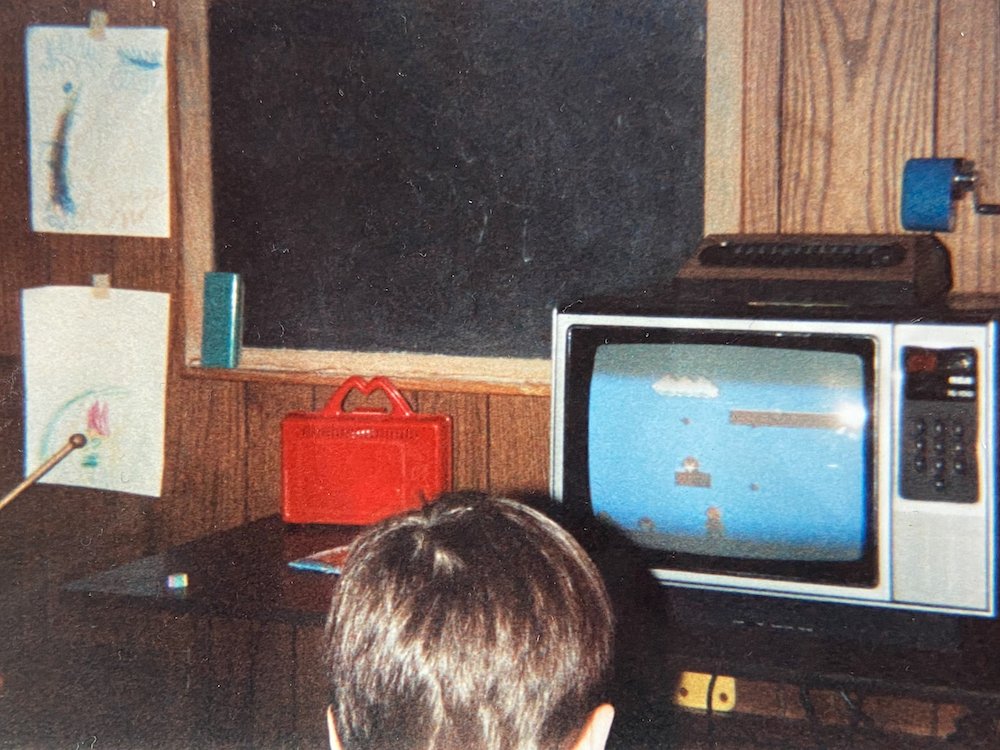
[950,352,976,372]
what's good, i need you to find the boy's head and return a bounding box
[325,492,615,750]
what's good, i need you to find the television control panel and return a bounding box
[899,347,979,503]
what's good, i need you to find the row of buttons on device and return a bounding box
[911,418,971,491]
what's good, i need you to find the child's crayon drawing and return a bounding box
[23,286,170,497]
[25,26,169,237]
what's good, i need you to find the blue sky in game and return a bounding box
[589,343,868,561]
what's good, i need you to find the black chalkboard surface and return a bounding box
[209,0,705,359]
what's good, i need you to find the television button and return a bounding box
[953,442,965,454]
[934,479,947,492]
[954,459,967,474]
[914,438,926,451]
[914,456,927,472]
[933,441,945,454]
[950,352,976,371]
[932,458,946,473]
[932,421,945,436]
[914,419,927,436]
[952,422,965,437]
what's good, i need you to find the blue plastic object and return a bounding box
[901,158,960,232]
[201,272,244,368]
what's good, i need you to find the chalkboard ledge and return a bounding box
[185,346,551,396]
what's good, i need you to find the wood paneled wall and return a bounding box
[710,0,1000,295]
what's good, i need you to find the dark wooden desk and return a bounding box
[44,515,1000,749]
[0,516,357,750]
[63,514,357,625]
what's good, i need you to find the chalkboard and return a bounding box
[209,0,705,359]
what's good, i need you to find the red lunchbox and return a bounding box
[281,376,452,525]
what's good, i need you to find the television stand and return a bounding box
[669,588,963,653]
[625,586,1000,747]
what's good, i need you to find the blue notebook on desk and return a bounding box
[288,545,350,575]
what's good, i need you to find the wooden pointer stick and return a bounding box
[0,433,87,513]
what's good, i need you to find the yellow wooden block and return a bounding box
[673,671,736,712]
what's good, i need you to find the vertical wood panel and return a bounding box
[780,0,937,233]
[246,382,314,520]
[0,4,46,356]
[312,384,336,411]
[0,358,23,484]
[158,377,247,546]
[705,0,746,235]
[0,2,31,236]
[177,0,214,365]
[0,235,47,358]
[45,234,115,287]
[293,625,331,750]
[112,237,179,295]
[202,617,258,742]
[250,623,299,749]
[486,394,550,495]
[413,391,489,492]
[937,0,1000,293]
[741,0,784,232]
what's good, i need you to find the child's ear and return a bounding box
[327,705,343,750]
[571,704,615,750]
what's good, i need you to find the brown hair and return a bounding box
[325,492,614,750]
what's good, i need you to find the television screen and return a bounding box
[587,342,869,564]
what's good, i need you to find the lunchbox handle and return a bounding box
[320,376,415,417]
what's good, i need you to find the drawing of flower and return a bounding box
[87,400,110,436]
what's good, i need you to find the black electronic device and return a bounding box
[673,234,953,309]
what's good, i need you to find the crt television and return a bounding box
[551,303,998,617]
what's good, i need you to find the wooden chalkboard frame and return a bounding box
[176,0,744,394]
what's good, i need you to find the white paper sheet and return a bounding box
[22,287,170,497]
[25,26,170,237]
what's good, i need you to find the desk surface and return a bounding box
[58,514,1000,747]
[64,514,1000,699]
[63,514,358,625]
